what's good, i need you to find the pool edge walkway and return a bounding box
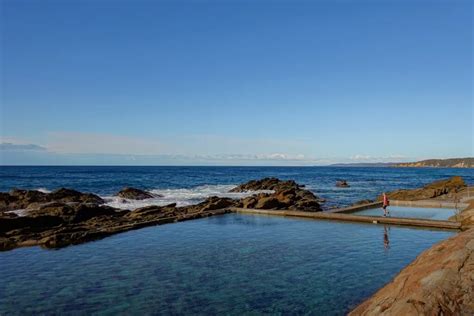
[230,207,461,230]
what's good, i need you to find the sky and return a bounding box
[1,0,472,165]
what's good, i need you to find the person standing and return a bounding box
[382,192,390,217]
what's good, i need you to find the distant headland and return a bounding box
[395,157,474,168]
[331,157,474,168]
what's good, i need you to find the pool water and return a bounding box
[0,214,453,315]
[353,206,456,220]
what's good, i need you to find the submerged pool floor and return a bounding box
[353,206,456,220]
[0,214,453,315]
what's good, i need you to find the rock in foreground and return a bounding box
[0,196,238,251]
[350,228,474,316]
[381,176,466,201]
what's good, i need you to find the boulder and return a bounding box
[116,187,157,200]
[199,196,237,212]
[255,196,283,209]
[0,188,104,212]
[48,188,105,204]
[240,196,257,209]
[229,177,300,192]
[233,178,322,212]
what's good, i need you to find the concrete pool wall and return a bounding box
[230,207,461,230]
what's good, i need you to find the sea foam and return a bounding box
[103,184,273,210]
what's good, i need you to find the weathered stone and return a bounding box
[48,188,105,204]
[381,176,466,201]
[116,187,157,200]
[450,200,474,230]
[0,188,104,212]
[229,177,300,192]
[255,196,282,209]
[231,178,322,212]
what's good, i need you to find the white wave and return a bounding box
[103,184,273,210]
[5,209,28,217]
[36,188,51,193]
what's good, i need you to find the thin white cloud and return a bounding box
[349,154,408,162]
[47,132,175,155]
[0,143,47,151]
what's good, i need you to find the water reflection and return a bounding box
[383,225,390,250]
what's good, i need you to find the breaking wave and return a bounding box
[103,184,273,210]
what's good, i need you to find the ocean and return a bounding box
[1,166,473,210]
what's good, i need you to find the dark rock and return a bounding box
[229,177,301,192]
[336,180,350,188]
[255,196,282,209]
[0,215,64,234]
[199,196,237,212]
[126,203,176,218]
[116,187,157,200]
[0,188,104,212]
[233,178,322,212]
[71,204,123,223]
[48,188,105,204]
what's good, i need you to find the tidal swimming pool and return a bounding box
[0,214,454,315]
[353,205,456,220]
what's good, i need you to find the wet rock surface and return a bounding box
[350,228,474,316]
[0,197,237,251]
[116,187,157,200]
[230,177,323,212]
[0,188,104,213]
[380,176,466,201]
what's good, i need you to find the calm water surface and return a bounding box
[0,214,453,315]
[354,206,456,220]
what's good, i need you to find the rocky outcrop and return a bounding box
[350,228,474,316]
[0,188,104,213]
[0,194,238,251]
[380,176,466,201]
[116,187,157,200]
[230,177,322,212]
[336,180,350,188]
[230,177,302,192]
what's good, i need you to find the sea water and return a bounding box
[1,166,473,209]
[0,213,453,315]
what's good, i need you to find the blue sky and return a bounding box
[1,0,472,165]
